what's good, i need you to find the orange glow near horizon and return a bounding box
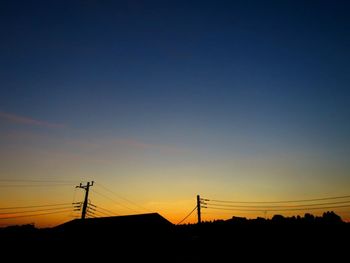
[1,129,350,228]
[2,206,350,228]
[2,187,350,228]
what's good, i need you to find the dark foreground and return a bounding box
[1,213,349,262]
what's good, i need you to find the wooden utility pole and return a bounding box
[197,194,201,224]
[76,181,94,219]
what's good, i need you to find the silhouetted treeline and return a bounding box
[0,211,348,262]
[199,211,344,225]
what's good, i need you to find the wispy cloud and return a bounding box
[0,111,65,128]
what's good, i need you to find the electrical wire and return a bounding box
[0,203,72,210]
[0,209,73,220]
[205,204,350,212]
[0,183,73,187]
[0,179,79,183]
[88,200,119,216]
[93,210,113,217]
[176,206,197,225]
[69,188,80,218]
[95,182,150,212]
[91,189,139,213]
[205,194,350,204]
[86,210,95,216]
[204,200,350,209]
[0,206,73,215]
[95,206,118,216]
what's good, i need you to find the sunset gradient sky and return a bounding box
[1,0,350,226]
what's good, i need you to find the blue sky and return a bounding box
[1,0,350,224]
[1,1,349,138]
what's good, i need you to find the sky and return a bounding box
[1,0,350,226]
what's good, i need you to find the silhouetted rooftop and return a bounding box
[56,212,173,231]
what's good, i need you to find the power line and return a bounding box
[88,200,119,216]
[86,215,98,219]
[0,203,72,210]
[205,194,350,204]
[205,200,350,209]
[0,179,79,183]
[68,188,81,219]
[92,211,105,217]
[91,189,139,213]
[86,210,96,216]
[95,182,150,212]
[177,206,197,225]
[205,204,350,212]
[0,206,73,215]
[93,210,113,217]
[85,210,94,215]
[0,209,73,220]
[87,200,96,207]
[0,183,73,187]
[95,206,118,216]
[90,206,116,217]
[72,187,78,206]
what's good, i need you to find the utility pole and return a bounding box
[76,181,94,219]
[197,194,201,224]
